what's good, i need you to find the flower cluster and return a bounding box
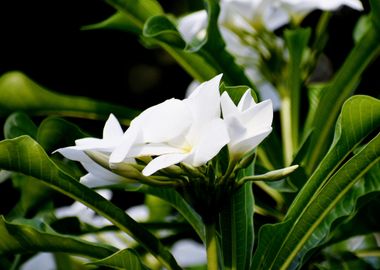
[178,0,363,109]
[56,74,273,188]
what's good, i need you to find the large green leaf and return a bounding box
[88,248,147,269]
[305,3,380,172]
[0,71,139,124]
[0,216,116,259]
[219,177,254,270]
[0,136,181,270]
[252,95,380,270]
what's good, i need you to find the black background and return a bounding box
[0,0,377,112]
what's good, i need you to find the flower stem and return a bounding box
[205,223,218,270]
[280,94,293,166]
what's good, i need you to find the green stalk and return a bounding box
[280,93,293,165]
[205,223,219,270]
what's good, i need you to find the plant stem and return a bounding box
[205,223,218,270]
[280,94,293,166]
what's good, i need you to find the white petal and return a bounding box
[230,127,272,155]
[21,253,55,270]
[185,74,223,121]
[142,153,188,176]
[80,173,117,188]
[55,147,90,162]
[75,138,114,151]
[240,99,273,130]
[109,126,141,163]
[134,98,192,143]
[127,143,183,158]
[221,91,239,117]
[188,118,230,166]
[103,114,124,141]
[237,89,256,112]
[126,205,149,222]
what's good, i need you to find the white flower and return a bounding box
[110,74,230,176]
[54,114,128,187]
[221,89,273,158]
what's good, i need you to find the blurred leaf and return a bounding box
[143,15,186,48]
[88,248,147,269]
[0,216,116,258]
[252,96,380,270]
[36,116,88,153]
[219,164,254,270]
[0,71,139,124]
[105,0,163,30]
[353,15,371,43]
[0,136,181,270]
[306,19,380,172]
[4,112,38,140]
[8,174,53,219]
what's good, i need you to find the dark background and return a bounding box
[0,0,377,112]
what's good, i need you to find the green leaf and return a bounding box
[82,11,141,34]
[219,172,254,270]
[0,71,139,124]
[36,116,88,153]
[4,112,38,139]
[143,15,186,48]
[283,27,311,155]
[305,20,380,172]
[0,136,181,270]
[0,216,116,259]
[8,174,53,219]
[88,248,147,269]
[105,0,163,30]
[252,95,380,270]
[219,83,257,104]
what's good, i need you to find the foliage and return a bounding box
[0,0,379,269]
